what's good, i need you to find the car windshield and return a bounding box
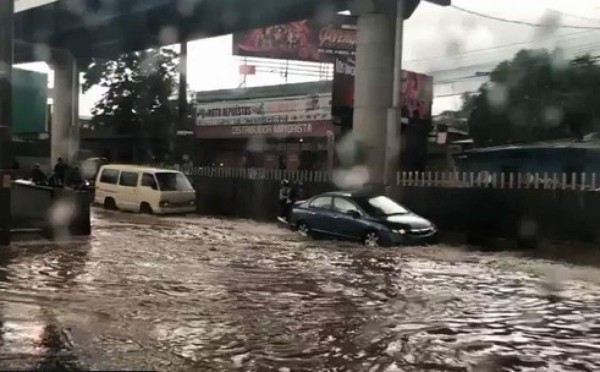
[155,172,194,191]
[353,196,409,217]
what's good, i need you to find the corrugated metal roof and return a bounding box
[465,137,600,154]
[194,81,332,103]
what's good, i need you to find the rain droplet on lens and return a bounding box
[487,83,508,112]
[159,27,179,46]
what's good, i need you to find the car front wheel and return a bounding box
[363,231,381,247]
[297,221,311,238]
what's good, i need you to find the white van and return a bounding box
[94,165,196,214]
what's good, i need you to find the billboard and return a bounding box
[232,15,357,63]
[400,70,434,120]
[331,55,434,121]
[195,93,332,127]
[13,68,48,134]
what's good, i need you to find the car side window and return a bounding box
[333,197,360,214]
[310,197,332,209]
[99,169,119,184]
[119,172,139,187]
[141,173,158,190]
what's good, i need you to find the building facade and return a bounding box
[191,81,338,171]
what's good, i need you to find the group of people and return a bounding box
[30,157,85,189]
[278,179,304,222]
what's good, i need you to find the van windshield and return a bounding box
[155,173,194,192]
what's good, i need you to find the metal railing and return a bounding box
[398,171,599,191]
[156,165,333,183]
[152,164,600,191]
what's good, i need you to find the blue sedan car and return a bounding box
[289,192,437,247]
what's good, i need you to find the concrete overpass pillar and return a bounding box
[51,51,79,166]
[351,0,399,191]
[0,0,13,246]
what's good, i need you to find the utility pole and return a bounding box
[0,0,13,246]
[177,38,188,159]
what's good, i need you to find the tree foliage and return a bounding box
[468,49,600,146]
[82,48,180,161]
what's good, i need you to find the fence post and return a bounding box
[561,173,567,190]
[581,173,587,191]
[500,173,505,189]
[534,173,539,189]
[552,173,557,190]
[469,172,474,187]
[571,172,577,191]
[542,172,548,190]
[491,173,497,189]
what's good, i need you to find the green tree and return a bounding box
[82,48,180,162]
[468,49,600,146]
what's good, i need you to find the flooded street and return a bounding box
[0,211,599,371]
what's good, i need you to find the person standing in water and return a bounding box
[278,179,291,222]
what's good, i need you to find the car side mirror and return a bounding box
[346,210,361,219]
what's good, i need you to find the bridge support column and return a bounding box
[0,0,13,246]
[51,51,79,166]
[351,0,403,193]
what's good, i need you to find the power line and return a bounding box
[405,30,596,63]
[435,91,477,99]
[451,5,600,30]
[550,9,600,23]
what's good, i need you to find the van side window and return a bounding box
[119,172,139,187]
[99,169,119,184]
[141,173,158,190]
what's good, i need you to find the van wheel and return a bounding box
[140,202,154,215]
[103,198,117,210]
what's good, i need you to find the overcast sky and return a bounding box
[14,0,600,116]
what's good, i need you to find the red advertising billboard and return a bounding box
[232,15,357,63]
[401,70,434,120]
[332,55,434,120]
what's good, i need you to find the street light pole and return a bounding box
[0,0,13,246]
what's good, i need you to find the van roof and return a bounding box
[99,164,180,173]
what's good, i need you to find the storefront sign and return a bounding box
[195,121,337,139]
[232,15,357,63]
[195,93,332,126]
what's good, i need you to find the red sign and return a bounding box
[195,121,337,139]
[331,54,433,121]
[400,71,434,120]
[232,15,357,63]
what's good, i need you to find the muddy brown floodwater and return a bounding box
[0,210,599,371]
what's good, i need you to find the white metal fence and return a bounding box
[154,165,600,191]
[398,170,600,191]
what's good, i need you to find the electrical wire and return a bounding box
[405,30,597,63]
[451,4,600,30]
[550,9,600,23]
